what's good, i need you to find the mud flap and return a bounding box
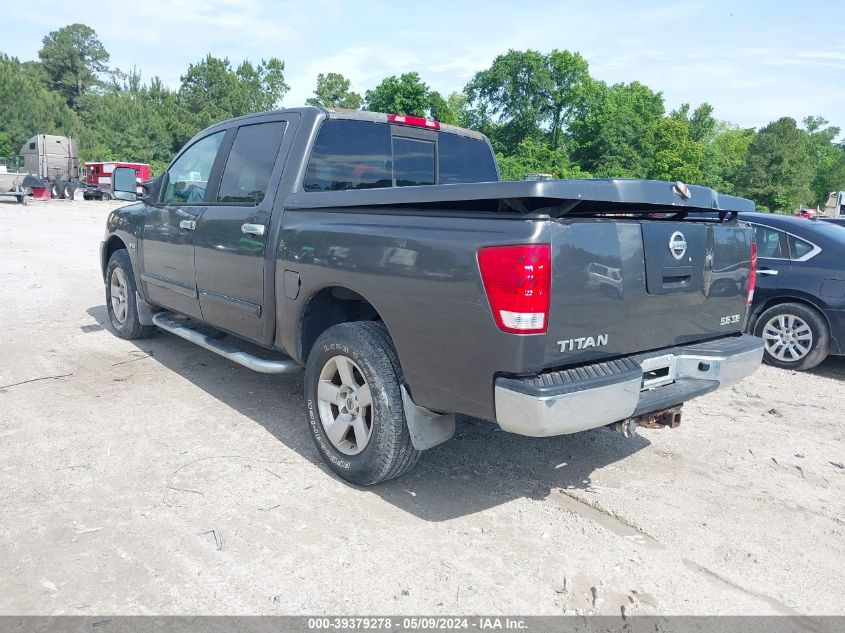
[401,385,456,451]
[135,291,156,326]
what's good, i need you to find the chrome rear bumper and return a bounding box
[494,334,763,437]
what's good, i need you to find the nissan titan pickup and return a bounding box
[101,107,764,485]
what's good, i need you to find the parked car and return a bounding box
[741,212,845,370]
[100,106,763,485]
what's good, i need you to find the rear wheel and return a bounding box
[754,302,829,370]
[63,183,75,199]
[105,249,155,340]
[49,183,60,199]
[304,321,419,485]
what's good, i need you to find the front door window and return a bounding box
[161,132,225,205]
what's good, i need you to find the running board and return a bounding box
[152,312,302,374]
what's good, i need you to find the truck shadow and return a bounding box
[88,306,651,522]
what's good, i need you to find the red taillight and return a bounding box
[477,244,551,334]
[387,113,440,130]
[747,241,757,306]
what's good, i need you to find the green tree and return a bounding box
[178,55,289,135]
[688,103,716,142]
[464,49,550,153]
[671,102,717,142]
[700,123,756,194]
[803,116,844,205]
[444,92,473,128]
[0,54,81,152]
[38,23,111,109]
[306,72,362,109]
[0,131,12,161]
[78,69,176,173]
[813,149,845,206]
[545,50,590,150]
[364,72,429,116]
[496,138,589,181]
[569,81,665,177]
[647,117,704,183]
[426,91,453,124]
[739,117,813,211]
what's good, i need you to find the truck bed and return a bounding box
[279,178,755,422]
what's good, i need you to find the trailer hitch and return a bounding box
[611,405,683,438]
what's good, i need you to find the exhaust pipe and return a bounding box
[611,405,683,438]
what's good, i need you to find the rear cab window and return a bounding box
[302,120,392,191]
[302,118,497,192]
[439,132,499,184]
[393,137,435,186]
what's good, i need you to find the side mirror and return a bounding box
[112,166,143,201]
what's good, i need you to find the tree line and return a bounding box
[1,23,843,211]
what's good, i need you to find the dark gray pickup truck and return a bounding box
[102,106,763,485]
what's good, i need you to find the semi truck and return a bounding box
[20,134,83,199]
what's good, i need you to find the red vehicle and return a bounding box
[84,162,151,199]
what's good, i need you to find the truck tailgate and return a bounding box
[545,219,752,367]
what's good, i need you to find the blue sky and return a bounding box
[4,0,844,136]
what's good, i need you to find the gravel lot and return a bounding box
[0,198,843,616]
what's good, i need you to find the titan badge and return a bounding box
[557,334,609,353]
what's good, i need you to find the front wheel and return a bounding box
[105,249,156,340]
[754,302,829,370]
[304,321,419,485]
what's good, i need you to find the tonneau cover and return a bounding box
[284,178,755,216]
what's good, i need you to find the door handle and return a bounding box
[241,223,265,237]
[757,268,779,276]
[179,220,196,231]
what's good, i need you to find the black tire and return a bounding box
[63,183,75,199]
[754,302,829,371]
[105,249,156,340]
[49,183,60,199]
[304,321,420,485]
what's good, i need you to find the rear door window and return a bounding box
[216,121,287,205]
[753,226,788,259]
[393,137,435,187]
[303,120,392,191]
[439,132,498,183]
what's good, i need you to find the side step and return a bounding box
[152,312,302,374]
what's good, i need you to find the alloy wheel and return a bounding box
[316,355,373,456]
[110,267,129,325]
[761,313,813,362]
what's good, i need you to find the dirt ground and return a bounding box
[0,197,843,616]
